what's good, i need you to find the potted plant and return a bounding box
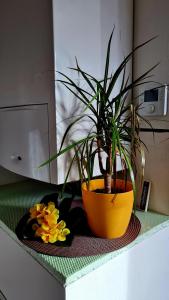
[41,31,157,239]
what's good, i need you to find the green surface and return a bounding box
[0,180,169,286]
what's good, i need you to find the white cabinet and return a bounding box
[0,105,50,182]
[1,209,169,300]
[0,224,65,300]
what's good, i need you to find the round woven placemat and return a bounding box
[21,214,141,257]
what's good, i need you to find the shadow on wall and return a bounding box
[55,80,93,183]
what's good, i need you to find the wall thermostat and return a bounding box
[139,85,168,116]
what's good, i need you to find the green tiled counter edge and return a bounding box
[0,180,169,286]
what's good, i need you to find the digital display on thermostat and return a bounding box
[144,88,158,102]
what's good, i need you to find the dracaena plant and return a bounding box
[41,30,157,201]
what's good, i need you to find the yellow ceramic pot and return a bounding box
[82,179,134,239]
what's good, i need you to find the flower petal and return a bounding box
[57,220,66,230]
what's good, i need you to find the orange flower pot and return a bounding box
[82,179,134,239]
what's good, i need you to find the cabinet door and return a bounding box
[0,0,54,108]
[0,104,50,182]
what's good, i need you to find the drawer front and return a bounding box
[0,104,50,182]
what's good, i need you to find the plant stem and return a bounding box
[104,173,112,193]
[97,138,105,174]
[113,155,117,193]
[104,144,113,193]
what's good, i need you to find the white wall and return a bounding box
[134,0,169,85]
[53,0,133,184]
[134,0,169,214]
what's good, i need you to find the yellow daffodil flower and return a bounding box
[29,202,59,224]
[30,201,70,244]
[58,228,70,241]
[34,222,70,244]
[29,203,45,221]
